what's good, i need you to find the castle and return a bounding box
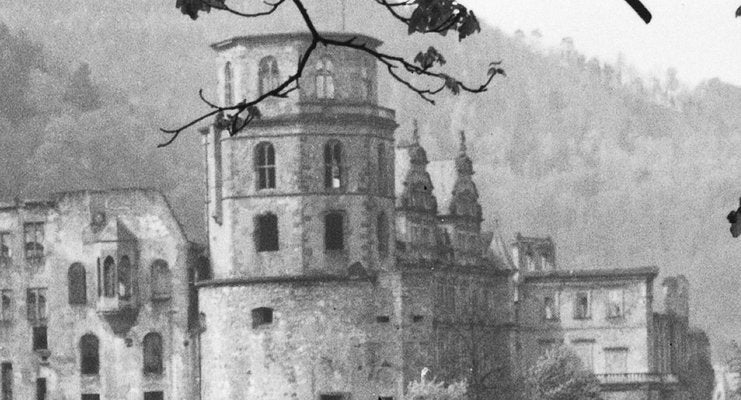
[0,32,712,400]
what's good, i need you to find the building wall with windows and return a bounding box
[0,189,198,400]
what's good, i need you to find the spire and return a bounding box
[455,130,474,177]
[411,119,420,146]
[397,121,437,213]
[449,130,480,220]
[458,130,467,155]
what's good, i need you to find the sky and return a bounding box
[466,0,741,86]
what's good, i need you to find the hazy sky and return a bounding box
[467,0,741,86]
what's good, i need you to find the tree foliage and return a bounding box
[405,372,468,400]
[162,0,505,146]
[521,346,602,400]
[63,63,102,111]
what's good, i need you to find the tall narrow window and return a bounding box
[325,212,344,251]
[81,395,100,400]
[1,291,11,322]
[151,260,172,300]
[258,56,280,95]
[26,288,46,324]
[1,362,11,400]
[143,332,163,375]
[255,142,276,190]
[68,263,87,305]
[24,223,44,263]
[223,61,234,106]
[607,289,624,318]
[32,326,47,351]
[255,213,279,252]
[324,141,343,189]
[35,379,45,400]
[80,334,99,375]
[377,142,385,194]
[315,57,335,99]
[377,213,388,257]
[102,256,115,298]
[117,256,131,300]
[544,295,558,321]
[574,291,591,320]
[0,233,10,265]
[360,63,372,100]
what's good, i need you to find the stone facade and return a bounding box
[0,189,199,400]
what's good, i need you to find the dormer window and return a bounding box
[259,56,280,95]
[315,57,335,99]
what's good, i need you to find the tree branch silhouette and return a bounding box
[160,0,503,147]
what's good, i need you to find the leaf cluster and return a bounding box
[522,346,602,400]
[405,375,468,400]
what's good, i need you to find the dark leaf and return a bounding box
[414,46,446,70]
[176,0,212,20]
[488,61,505,77]
[457,11,480,41]
[737,5,741,17]
[442,75,461,95]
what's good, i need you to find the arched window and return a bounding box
[258,56,280,95]
[324,212,344,251]
[377,212,388,257]
[315,57,335,99]
[255,142,276,190]
[377,142,385,194]
[324,141,343,189]
[255,213,279,252]
[103,256,116,298]
[68,263,87,304]
[151,260,172,300]
[118,255,131,300]
[80,334,99,375]
[224,61,234,106]
[143,332,163,375]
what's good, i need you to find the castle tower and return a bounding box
[198,33,401,400]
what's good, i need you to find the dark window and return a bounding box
[81,395,100,400]
[258,56,280,95]
[324,141,343,189]
[379,397,394,400]
[324,212,344,251]
[0,233,10,265]
[2,362,12,400]
[102,256,116,298]
[68,263,87,305]
[151,260,172,300]
[255,213,279,252]
[1,291,11,322]
[255,142,276,190]
[360,64,372,100]
[320,394,344,400]
[412,315,424,323]
[315,57,335,99]
[544,296,558,320]
[118,255,131,300]
[376,213,388,257]
[80,334,99,375]
[35,378,45,400]
[26,288,46,324]
[224,61,234,106]
[377,142,385,194]
[574,291,591,320]
[251,307,273,328]
[376,316,390,323]
[144,392,164,400]
[32,326,47,351]
[143,332,163,375]
[23,223,44,263]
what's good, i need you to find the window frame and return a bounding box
[26,288,47,325]
[315,57,335,100]
[0,233,11,266]
[80,334,100,376]
[68,263,87,305]
[23,222,44,264]
[258,56,280,96]
[0,290,11,322]
[251,307,274,328]
[142,332,164,375]
[573,291,591,320]
[223,61,234,107]
[606,289,625,319]
[376,212,388,257]
[255,142,276,190]
[323,141,344,189]
[544,293,559,321]
[151,260,172,301]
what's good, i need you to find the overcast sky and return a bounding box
[467,0,741,86]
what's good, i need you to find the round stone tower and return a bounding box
[197,32,401,400]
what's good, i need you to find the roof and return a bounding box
[211,32,383,51]
[522,266,659,282]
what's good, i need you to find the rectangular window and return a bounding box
[544,294,559,321]
[32,326,47,351]
[251,307,273,328]
[572,340,595,371]
[35,378,45,400]
[0,233,10,265]
[604,347,629,373]
[23,223,44,263]
[375,316,390,323]
[144,392,164,400]
[607,289,624,318]
[573,291,591,320]
[320,394,346,400]
[255,214,279,252]
[1,363,11,400]
[1,290,11,322]
[26,288,47,324]
[324,212,344,251]
[81,395,100,400]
